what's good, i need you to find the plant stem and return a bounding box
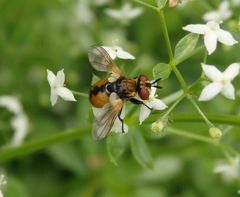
[71,90,88,98]
[158,10,189,93]
[168,127,216,144]
[167,127,239,156]
[133,0,159,11]
[158,11,174,60]
[0,126,90,163]
[188,96,215,128]
[162,93,185,119]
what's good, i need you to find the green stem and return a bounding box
[133,0,159,11]
[171,113,240,125]
[168,127,216,144]
[162,93,185,119]
[1,112,240,163]
[71,90,88,98]
[168,127,239,156]
[158,10,189,93]
[0,126,90,163]
[158,11,174,60]
[188,96,215,128]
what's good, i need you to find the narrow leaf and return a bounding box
[152,63,171,81]
[174,33,199,62]
[107,133,129,165]
[129,129,153,168]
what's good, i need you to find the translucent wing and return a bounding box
[92,93,124,140]
[88,46,115,72]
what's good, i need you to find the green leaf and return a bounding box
[174,33,199,62]
[152,63,171,80]
[107,133,129,165]
[129,129,153,168]
[156,0,168,8]
[5,176,28,197]
[48,143,86,176]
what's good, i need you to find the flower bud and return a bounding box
[151,121,164,133]
[209,127,222,139]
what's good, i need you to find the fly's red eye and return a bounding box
[138,74,148,82]
[139,88,149,100]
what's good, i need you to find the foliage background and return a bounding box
[0,0,240,196]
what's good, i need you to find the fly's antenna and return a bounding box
[151,78,161,84]
[151,78,162,89]
[153,85,162,89]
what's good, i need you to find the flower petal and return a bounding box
[56,69,65,86]
[217,29,238,46]
[198,83,222,101]
[223,63,240,80]
[47,69,56,87]
[127,7,143,19]
[0,190,3,197]
[149,87,157,98]
[50,90,58,106]
[11,113,29,146]
[102,46,117,59]
[104,9,122,20]
[204,31,218,55]
[56,87,76,102]
[151,98,168,110]
[182,24,208,34]
[201,64,223,82]
[139,105,151,125]
[203,11,219,22]
[116,48,135,59]
[221,83,235,100]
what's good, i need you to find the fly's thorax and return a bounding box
[113,77,137,99]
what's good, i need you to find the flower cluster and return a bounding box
[182,1,239,102]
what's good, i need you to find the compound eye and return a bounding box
[139,74,148,82]
[139,88,150,100]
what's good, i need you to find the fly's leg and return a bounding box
[129,98,152,110]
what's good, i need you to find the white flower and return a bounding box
[214,157,240,182]
[102,46,135,60]
[104,3,143,24]
[199,63,240,101]
[0,96,22,114]
[232,0,240,6]
[203,1,232,22]
[0,174,6,197]
[47,69,76,106]
[139,87,168,125]
[183,21,238,55]
[0,96,29,146]
[75,0,95,24]
[11,113,29,146]
[93,0,109,6]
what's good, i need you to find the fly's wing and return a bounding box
[88,46,122,75]
[92,97,123,140]
[88,46,114,72]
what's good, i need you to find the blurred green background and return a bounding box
[0,0,240,196]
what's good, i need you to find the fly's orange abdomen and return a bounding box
[89,79,110,108]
